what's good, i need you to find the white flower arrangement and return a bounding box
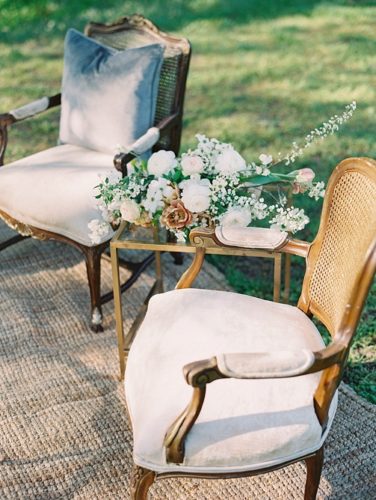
[89,101,356,244]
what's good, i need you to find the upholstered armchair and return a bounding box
[0,15,191,331]
[124,157,376,499]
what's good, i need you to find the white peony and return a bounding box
[147,150,177,177]
[215,148,247,175]
[220,206,252,227]
[180,176,211,213]
[119,198,141,223]
[181,154,204,176]
[259,153,273,165]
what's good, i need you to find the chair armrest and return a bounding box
[2,94,61,124]
[190,227,311,258]
[185,342,346,386]
[0,94,61,166]
[113,113,179,175]
[164,342,346,463]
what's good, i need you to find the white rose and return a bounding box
[180,176,211,213]
[259,153,273,165]
[181,155,204,176]
[215,148,246,174]
[147,150,177,177]
[221,207,252,227]
[120,198,141,223]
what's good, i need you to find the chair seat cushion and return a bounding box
[0,144,118,246]
[125,289,337,474]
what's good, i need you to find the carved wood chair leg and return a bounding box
[304,447,324,500]
[82,243,107,332]
[130,465,156,500]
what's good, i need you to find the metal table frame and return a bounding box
[110,222,289,380]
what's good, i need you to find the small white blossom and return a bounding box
[181,154,204,176]
[259,153,273,165]
[220,206,252,227]
[147,150,177,176]
[120,198,141,223]
[88,219,112,244]
[180,175,211,213]
[215,148,247,175]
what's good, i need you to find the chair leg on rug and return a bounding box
[83,243,107,332]
[130,465,156,500]
[304,447,324,500]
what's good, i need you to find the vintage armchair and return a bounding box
[0,15,191,331]
[124,157,376,499]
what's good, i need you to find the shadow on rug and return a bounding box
[0,222,375,499]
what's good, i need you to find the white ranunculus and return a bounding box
[147,150,177,177]
[259,153,273,165]
[181,154,204,176]
[180,176,211,213]
[120,198,141,223]
[221,207,252,227]
[215,148,247,174]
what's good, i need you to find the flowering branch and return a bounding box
[88,101,356,244]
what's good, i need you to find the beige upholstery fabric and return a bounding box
[0,144,117,246]
[9,96,49,120]
[216,350,315,379]
[215,226,288,250]
[125,289,337,474]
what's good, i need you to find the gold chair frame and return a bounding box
[128,157,376,499]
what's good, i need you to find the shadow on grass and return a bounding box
[1,0,375,45]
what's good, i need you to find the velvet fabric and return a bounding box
[59,29,164,155]
[0,144,117,246]
[125,288,337,473]
[215,226,288,250]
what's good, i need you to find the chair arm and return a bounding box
[185,342,347,386]
[2,94,61,124]
[113,113,179,175]
[190,227,310,258]
[0,94,61,166]
[164,342,346,463]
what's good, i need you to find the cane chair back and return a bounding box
[299,158,376,339]
[85,15,191,154]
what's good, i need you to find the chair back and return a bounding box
[299,158,376,343]
[85,14,191,155]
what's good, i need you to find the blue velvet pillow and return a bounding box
[59,28,164,155]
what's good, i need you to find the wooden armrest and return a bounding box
[185,342,346,386]
[189,227,311,258]
[3,94,61,124]
[164,342,346,463]
[113,113,179,176]
[0,94,61,166]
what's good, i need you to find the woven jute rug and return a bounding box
[0,221,375,499]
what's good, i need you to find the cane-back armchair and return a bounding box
[125,157,376,499]
[0,15,191,331]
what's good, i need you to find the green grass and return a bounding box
[0,0,375,402]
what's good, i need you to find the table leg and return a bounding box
[283,253,291,303]
[155,250,164,293]
[110,245,126,381]
[273,253,282,303]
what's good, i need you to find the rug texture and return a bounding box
[0,222,375,499]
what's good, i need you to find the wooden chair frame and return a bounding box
[129,157,376,499]
[0,14,191,331]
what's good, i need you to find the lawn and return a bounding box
[0,0,375,402]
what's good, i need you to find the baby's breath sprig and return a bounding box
[284,101,357,165]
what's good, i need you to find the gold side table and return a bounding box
[110,222,286,380]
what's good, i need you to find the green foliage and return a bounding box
[1,0,375,402]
